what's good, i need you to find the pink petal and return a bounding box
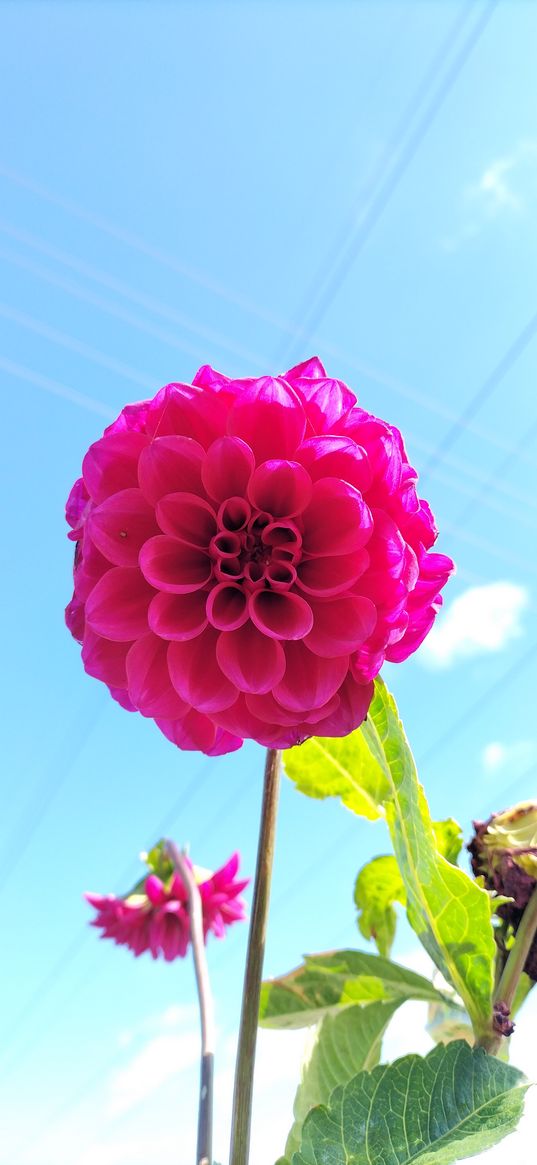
[297,435,372,494]
[289,376,356,433]
[248,460,312,518]
[310,673,374,737]
[207,584,249,631]
[82,432,149,503]
[248,590,313,640]
[212,693,294,747]
[285,357,327,381]
[127,632,189,717]
[216,624,286,694]
[168,627,237,712]
[157,709,243,755]
[82,629,131,686]
[140,536,212,593]
[202,436,255,502]
[274,641,349,712]
[217,497,251,532]
[156,493,217,547]
[228,377,306,462]
[145,875,166,905]
[305,595,377,657]
[148,590,208,640]
[86,567,154,641]
[302,479,373,556]
[88,488,159,567]
[297,549,369,596]
[137,436,205,504]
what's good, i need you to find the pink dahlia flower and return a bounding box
[66,357,453,755]
[86,851,248,961]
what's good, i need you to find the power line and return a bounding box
[418,638,537,770]
[0,218,264,369]
[419,307,537,481]
[450,414,537,532]
[0,356,114,418]
[277,0,497,366]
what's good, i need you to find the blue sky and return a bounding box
[1,1,537,1162]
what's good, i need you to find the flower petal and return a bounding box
[86,568,153,641]
[156,493,217,547]
[168,628,237,712]
[157,709,243,755]
[83,432,149,503]
[82,629,131,687]
[274,641,349,712]
[140,536,212,593]
[302,478,372,556]
[305,595,377,657]
[138,436,205,504]
[88,489,159,567]
[148,590,208,641]
[297,435,372,493]
[216,624,286,694]
[248,590,313,640]
[202,436,255,502]
[310,673,374,737]
[228,377,306,462]
[248,460,312,518]
[207,584,249,631]
[297,549,369,596]
[127,632,189,718]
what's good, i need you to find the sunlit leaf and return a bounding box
[284,730,390,820]
[432,817,463,864]
[284,1001,399,1162]
[354,855,404,957]
[293,1041,528,1165]
[260,948,451,1029]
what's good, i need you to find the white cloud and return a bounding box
[107,1029,200,1116]
[441,139,537,249]
[482,739,537,776]
[420,582,529,669]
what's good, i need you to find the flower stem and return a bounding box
[479,882,537,1056]
[166,840,215,1165]
[229,748,282,1165]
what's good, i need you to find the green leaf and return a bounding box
[360,679,496,1034]
[293,1041,528,1165]
[284,1001,399,1162]
[260,948,451,1029]
[283,731,390,820]
[354,856,405,957]
[432,817,464,864]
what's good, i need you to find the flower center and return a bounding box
[209,501,302,592]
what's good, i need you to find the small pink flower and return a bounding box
[86,850,248,961]
[66,358,453,754]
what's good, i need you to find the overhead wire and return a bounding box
[277,0,498,366]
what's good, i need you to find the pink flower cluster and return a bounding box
[66,357,453,754]
[86,852,248,961]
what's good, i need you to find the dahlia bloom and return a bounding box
[86,849,248,961]
[66,357,453,755]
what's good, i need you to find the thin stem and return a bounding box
[495,883,537,1012]
[478,882,537,1056]
[229,748,282,1165]
[166,840,215,1165]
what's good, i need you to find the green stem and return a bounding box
[167,841,215,1165]
[229,748,282,1165]
[479,882,537,1055]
